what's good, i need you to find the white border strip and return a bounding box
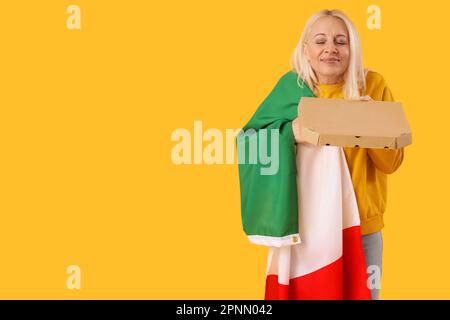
[247,233,301,247]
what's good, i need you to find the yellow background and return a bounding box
[0,0,448,299]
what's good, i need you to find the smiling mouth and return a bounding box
[321,58,340,63]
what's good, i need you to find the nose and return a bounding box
[324,43,338,54]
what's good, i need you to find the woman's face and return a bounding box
[305,16,350,84]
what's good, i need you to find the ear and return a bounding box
[304,45,310,62]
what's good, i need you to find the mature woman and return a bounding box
[237,9,404,300]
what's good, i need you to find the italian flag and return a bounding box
[264,144,371,300]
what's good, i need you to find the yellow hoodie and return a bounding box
[317,71,404,235]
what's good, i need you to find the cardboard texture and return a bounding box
[297,97,412,149]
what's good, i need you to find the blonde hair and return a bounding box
[289,9,367,100]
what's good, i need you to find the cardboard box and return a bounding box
[297,97,412,149]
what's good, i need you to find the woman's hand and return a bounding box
[360,95,373,101]
[292,117,307,144]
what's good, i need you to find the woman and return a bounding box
[237,9,404,300]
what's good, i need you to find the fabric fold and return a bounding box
[236,70,314,246]
[264,144,370,300]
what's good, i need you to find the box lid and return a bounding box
[297,97,412,149]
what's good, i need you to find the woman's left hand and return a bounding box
[360,95,373,101]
